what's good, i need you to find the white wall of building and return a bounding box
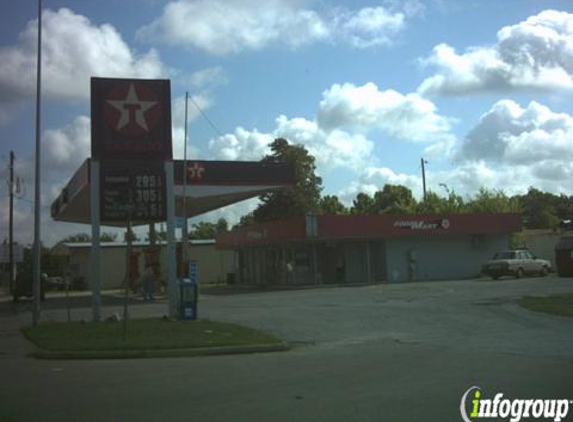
[384,235,509,282]
[57,241,235,290]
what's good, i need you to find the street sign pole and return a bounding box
[90,160,102,322]
[165,161,177,318]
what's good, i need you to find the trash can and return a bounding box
[179,278,198,321]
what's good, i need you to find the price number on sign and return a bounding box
[134,174,164,219]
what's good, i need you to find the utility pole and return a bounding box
[421,158,427,202]
[8,151,14,298]
[182,92,189,277]
[32,0,43,326]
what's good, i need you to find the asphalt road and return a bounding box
[1,276,572,422]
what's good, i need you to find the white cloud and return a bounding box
[0,7,166,105]
[0,191,102,247]
[439,161,573,197]
[317,82,455,143]
[0,102,24,126]
[339,159,573,207]
[334,6,405,48]
[274,115,373,170]
[208,81,455,170]
[137,0,416,55]
[418,9,573,95]
[171,93,211,159]
[209,127,274,161]
[187,67,228,90]
[0,148,94,246]
[42,116,91,175]
[458,99,573,165]
[0,199,31,244]
[338,166,422,204]
[208,115,374,171]
[137,0,327,55]
[190,197,261,228]
[337,97,573,202]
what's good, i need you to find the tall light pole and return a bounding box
[9,151,15,299]
[182,92,189,277]
[32,0,43,326]
[421,158,427,202]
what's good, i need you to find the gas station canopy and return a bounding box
[51,158,295,227]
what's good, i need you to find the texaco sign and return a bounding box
[91,77,172,161]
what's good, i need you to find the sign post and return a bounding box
[90,160,101,321]
[165,161,177,317]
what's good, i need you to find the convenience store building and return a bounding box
[216,213,522,284]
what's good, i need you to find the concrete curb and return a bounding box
[31,341,291,360]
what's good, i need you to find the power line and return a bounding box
[12,195,51,209]
[189,95,224,138]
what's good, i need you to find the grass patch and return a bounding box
[22,318,282,352]
[518,293,573,318]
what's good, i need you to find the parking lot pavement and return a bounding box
[198,276,573,359]
[1,276,572,422]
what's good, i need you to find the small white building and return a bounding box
[52,240,236,290]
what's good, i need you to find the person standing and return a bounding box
[141,265,155,301]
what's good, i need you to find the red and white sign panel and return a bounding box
[91,77,172,161]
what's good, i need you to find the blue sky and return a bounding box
[1,0,573,245]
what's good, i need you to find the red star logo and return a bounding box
[104,82,162,137]
[187,162,205,180]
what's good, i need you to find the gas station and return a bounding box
[50,77,294,321]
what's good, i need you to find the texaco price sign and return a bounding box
[91,77,172,225]
[100,161,166,223]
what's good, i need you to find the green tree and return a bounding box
[416,191,445,214]
[215,218,229,233]
[351,192,375,214]
[320,195,347,215]
[252,138,322,222]
[190,218,229,239]
[233,212,256,229]
[371,184,417,214]
[467,188,520,213]
[100,232,118,242]
[415,190,466,214]
[517,187,560,229]
[553,193,573,221]
[189,222,216,240]
[442,190,466,213]
[58,232,118,244]
[58,233,91,243]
